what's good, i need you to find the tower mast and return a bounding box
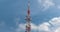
[25,0,31,32]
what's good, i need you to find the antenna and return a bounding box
[25,0,31,32]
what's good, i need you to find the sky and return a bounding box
[0,0,60,32]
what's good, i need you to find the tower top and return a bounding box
[27,0,30,16]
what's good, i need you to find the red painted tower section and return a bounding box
[25,0,31,32]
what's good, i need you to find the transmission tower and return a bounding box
[25,0,31,32]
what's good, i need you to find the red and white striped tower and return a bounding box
[25,0,31,32]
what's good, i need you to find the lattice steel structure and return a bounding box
[25,0,31,32]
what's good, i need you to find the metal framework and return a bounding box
[25,0,31,32]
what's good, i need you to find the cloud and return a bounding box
[38,22,51,32]
[16,23,25,32]
[55,27,60,32]
[16,23,38,32]
[49,17,60,32]
[49,17,60,26]
[31,23,38,30]
[16,17,60,32]
[38,0,55,11]
[16,23,51,32]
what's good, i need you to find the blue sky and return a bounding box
[0,0,60,32]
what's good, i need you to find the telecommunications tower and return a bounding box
[25,0,31,32]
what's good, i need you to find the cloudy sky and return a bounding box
[0,0,60,32]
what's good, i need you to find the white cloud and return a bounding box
[16,17,60,32]
[16,23,51,32]
[16,23,26,32]
[38,22,50,32]
[55,27,60,32]
[49,17,60,26]
[31,23,38,30]
[49,17,60,32]
[16,23,38,32]
[38,0,55,11]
